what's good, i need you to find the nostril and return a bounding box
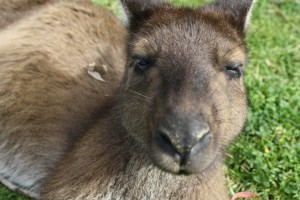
[159,130,173,147]
[190,131,212,157]
[156,128,181,156]
[200,131,212,144]
[193,122,210,141]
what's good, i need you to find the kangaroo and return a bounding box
[0,0,255,199]
[40,0,254,199]
[0,0,125,198]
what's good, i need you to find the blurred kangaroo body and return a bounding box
[0,0,58,29]
[0,0,125,197]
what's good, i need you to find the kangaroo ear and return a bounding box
[120,0,164,21]
[214,0,256,34]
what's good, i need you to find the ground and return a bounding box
[0,0,299,199]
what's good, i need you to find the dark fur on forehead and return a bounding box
[122,0,254,38]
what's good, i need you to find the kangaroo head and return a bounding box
[119,0,254,175]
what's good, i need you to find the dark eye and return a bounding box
[225,63,244,78]
[132,58,152,74]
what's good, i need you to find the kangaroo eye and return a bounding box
[132,58,152,74]
[225,63,244,78]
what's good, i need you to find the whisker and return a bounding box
[128,90,151,101]
[99,81,152,103]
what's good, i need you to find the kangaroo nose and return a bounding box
[156,120,212,161]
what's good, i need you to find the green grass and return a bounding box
[226,0,300,199]
[0,187,30,200]
[1,0,299,199]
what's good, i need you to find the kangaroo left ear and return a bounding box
[214,0,256,34]
[120,0,164,21]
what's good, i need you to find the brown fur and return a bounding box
[0,0,255,199]
[0,0,58,29]
[0,0,125,197]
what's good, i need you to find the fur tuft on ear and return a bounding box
[214,0,256,33]
[120,0,164,21]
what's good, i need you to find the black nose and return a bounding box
[156,120,212,162]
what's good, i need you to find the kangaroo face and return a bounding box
[120,0,253,175]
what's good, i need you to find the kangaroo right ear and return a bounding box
[120,0,164,21]
[213,0,256,34]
